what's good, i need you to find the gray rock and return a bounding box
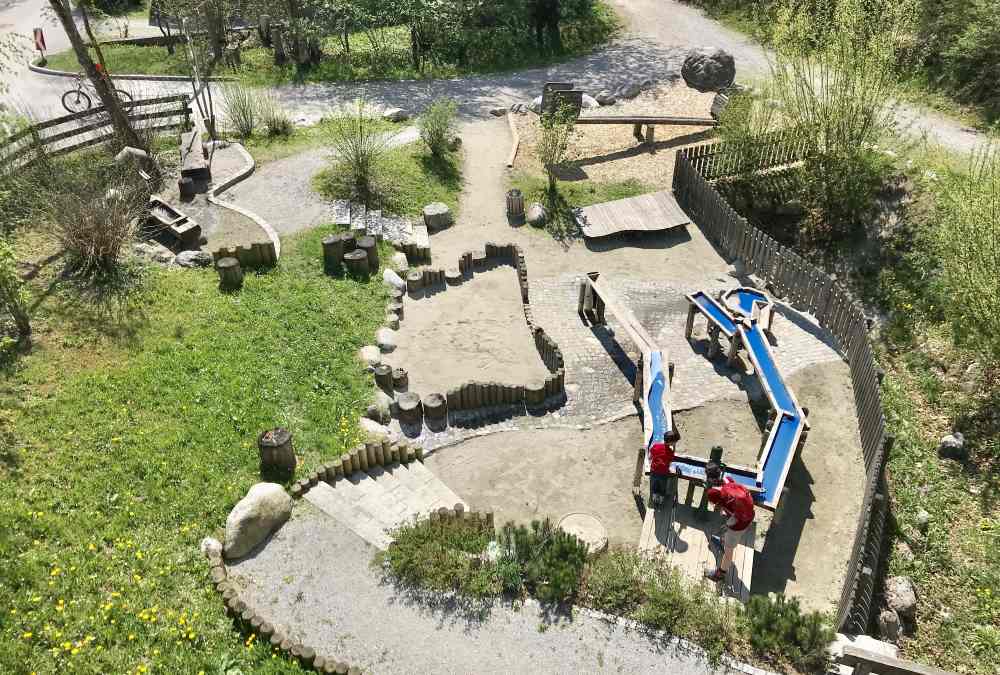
[915,508,931,532]
[359,416,392,442]
[153,250,175,265]
[937,432,966,460]
[376,327,397,353]
[885,576,917,621]
[960,362,982,393]
[365,390,393,425]
[200,536,222,560]
[175,250,213,268]
[528,96,543,114]
[490,107,507,117]
[878,609,901,643]
[615,82,642,100]
[423,202,453,232]
[382,107,409,122]
[596,91,617,106]
[382,268,407,291]
[581,94,600,110]
[526,202,548,227]
[358,345,381,368]
[390,251,409,273]
[894,540,914,562]
[223,483,291,560]
[682,49,736,92]
[384,312,400,330]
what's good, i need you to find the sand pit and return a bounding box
[384,266,551,396]
[513,83,718,188]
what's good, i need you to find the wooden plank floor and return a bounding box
[638,499,755,603]
[576,190,691,238]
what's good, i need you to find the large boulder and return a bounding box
[175,250,213,268]
[526,202,548,227]
[885,576,918,622]
[223,483,292,560]
[682,49,736,92]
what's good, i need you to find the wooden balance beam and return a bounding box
[575,115,718,145]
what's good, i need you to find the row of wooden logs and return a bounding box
[322,232,380,277]
[289,436,425,500]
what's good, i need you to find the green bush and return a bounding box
[498,518,589,604]
[221,83,257,139]
[745,594,834,672]
[326,100,391,206]
[418,98,458,159]
[583,548,647,614]
[258,93,294,138]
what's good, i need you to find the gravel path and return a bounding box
[229,503,770,675]
[4,0,988,155]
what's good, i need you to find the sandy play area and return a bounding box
[382,265,551,396]
[513,83,718,188]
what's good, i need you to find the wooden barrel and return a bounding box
[506,189,525,223]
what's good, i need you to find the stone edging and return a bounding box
[205,141,283,262]
[29,57,235,83]
[288,438,424,500]
[379,242,566,431]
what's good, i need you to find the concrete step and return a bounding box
[304,482,393,550]
[405,460,466,510]
[329,472,403,535]
[369,463,462,521]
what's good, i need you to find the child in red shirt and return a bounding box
[648,428,680,508]
[704,460,755,582]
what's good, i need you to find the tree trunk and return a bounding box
[48,1,151,159]
[410,25,420,71]
[273,28,287,65]
[6,298,30,345]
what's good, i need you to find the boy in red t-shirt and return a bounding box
[648,428,680,508]
[703,460,755,582]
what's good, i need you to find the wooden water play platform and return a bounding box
[575,190,691,238]
[638,496,756,603]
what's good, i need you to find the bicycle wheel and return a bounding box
[115,89,134,112]
[61,89,92,114]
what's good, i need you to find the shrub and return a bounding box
[745,593,834,672]
[537,103,578,192]
[498,518,589,604]
[583,548,646,615]
[221,83,257,139]
[418,98,458,159]
[326,99,391,206]
[258,93,293,138]
[932,146,1000,363]
[0,236,29,344]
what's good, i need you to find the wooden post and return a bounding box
[685,303,697,339]
[322,234,346,275]
[258,428,296,473]
[216,257,243,291]
[392,367,408,391]
[357,235,378,271]
[633,354,644,404]
[374,364,393,392]
[343,249,369,277]
[645,125,655,146]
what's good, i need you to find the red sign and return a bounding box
[33,28,46,53]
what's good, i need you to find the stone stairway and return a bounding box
[304,460,467,550]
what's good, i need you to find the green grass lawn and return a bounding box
[0,226,387,673]
[314,143,463,219]
[45,3,620,85]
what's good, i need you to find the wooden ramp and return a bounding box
[576,190,690,238]
[638,501,756,603]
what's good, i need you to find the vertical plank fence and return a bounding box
[674,141,890,635]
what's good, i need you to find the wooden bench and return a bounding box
[840,645,955,675]
[575,115,719,145]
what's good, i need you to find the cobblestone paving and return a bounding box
[398,271,843,452]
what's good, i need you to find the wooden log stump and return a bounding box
[472,251,488,270]
[373,364,393,392]
[343,249,369,277]
[357,235,378,271]
[525,380,546,408]
[322,234,346,275]
[422,393,447,421]
[384,312,400,330]
[397,392,423,425]
[406,270,423,294]
[216,257,243,291]
[258,427,295,473]
[445,268,462,286]
[392,367,408,390]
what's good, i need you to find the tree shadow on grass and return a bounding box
[953,374,1000,512]
[418,152,461,188]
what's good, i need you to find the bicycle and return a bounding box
[61,72,134,114]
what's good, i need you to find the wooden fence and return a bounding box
[673,141,891,634]
[0,94,191,168]
[681,130,811,181]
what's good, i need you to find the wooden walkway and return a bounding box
[638,498,756,603]
[576,190,690,238]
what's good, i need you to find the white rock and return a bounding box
[200,536,222,559]
[885,576,917,620]
[382,107,409,122]
[376,327,397,353]
[390,251,409,273]
[529,96,543,114]
[359,417,392,441]
[382,268,407,291]
[581,94,600,109]
[526,202,548,227]
[937,432,966,460]
[176,250,213,268]
[358,345,381,368]
[223,483,291,560]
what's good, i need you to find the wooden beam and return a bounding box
[840,646,955,675]
[576,116,719,127]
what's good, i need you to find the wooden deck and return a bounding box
[576,190,691,238]
[638,498,756,603]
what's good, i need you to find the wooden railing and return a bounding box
[682,130,810,181]
[0,94,191,167]
[673,140,891,634]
